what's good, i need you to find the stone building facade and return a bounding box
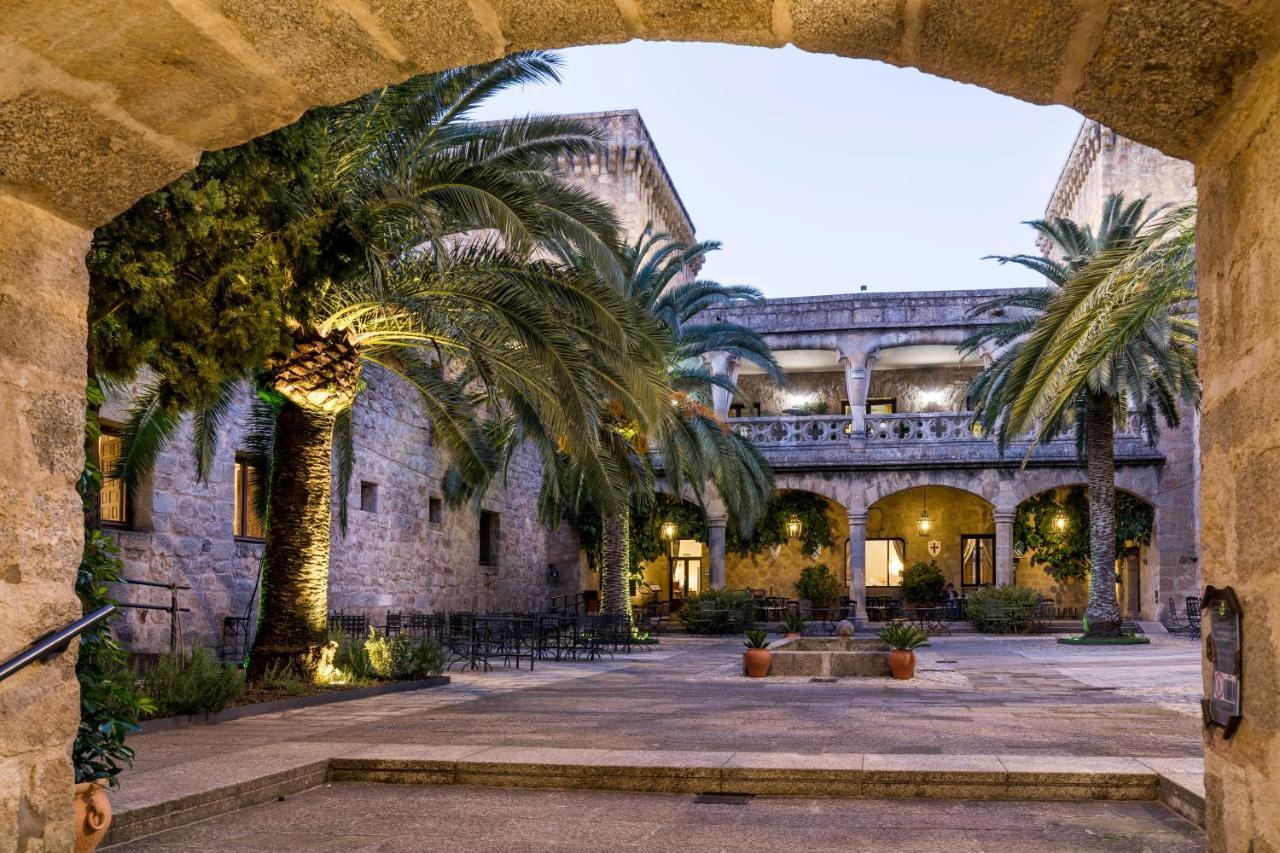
[101,109,696,655]
[638,287,1199,623]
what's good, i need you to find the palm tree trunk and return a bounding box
[248,399,337,679]
[601,513,630,616]
[1083,391,1122,638]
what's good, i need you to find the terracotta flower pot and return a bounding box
[743,648,772,678]
[74,781,112,853]
[785,632,802,639]
[887,649,916,680]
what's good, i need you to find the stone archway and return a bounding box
[4,3,1280,847]
[1013,483,1160,619]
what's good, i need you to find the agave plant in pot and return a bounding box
[877,622,929,680]
[779,611,807,638]
[743,629,773,677]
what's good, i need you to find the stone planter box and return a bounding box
[766,637,891,677]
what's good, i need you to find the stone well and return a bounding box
[766,637,891,678]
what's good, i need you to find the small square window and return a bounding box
[234,456,265,540]
[428,496,443,524]
[359,481,379,513]
[479,510,500,567]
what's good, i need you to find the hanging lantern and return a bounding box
[660,520,678,543]
[917,487,932,535]
[785,516,803,540]
[1052,512,1069,534]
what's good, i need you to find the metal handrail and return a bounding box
[0,604,116,684]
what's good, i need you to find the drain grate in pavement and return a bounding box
[694,793,754,805]
[936,660,959,663]
[810,677,837,683]
[1074,686,1118,691]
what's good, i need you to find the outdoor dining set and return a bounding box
[328,609,641,672]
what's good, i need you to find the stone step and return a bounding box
[104,746,1205,848]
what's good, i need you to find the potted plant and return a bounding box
[743,629,773,677]
[779,611,807,638]
[878,622,929,679]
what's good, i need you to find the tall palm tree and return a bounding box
[541,228,779,617]
[113,53,670,676]
[966,195,1198,637]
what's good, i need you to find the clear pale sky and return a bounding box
[473,42,1084,298]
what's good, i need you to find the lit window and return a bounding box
[865,538,905,587]
[98,430,128,526]
[961,535,995,586]
[479,511,500,566]
[233,457,265,540]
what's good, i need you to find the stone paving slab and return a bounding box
[106,783,1205,852]
[108,635,1207,845]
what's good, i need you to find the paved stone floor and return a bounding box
[125,633,1204,774]
[113,783,1205,852]
[110,633,1206,850]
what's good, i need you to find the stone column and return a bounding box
[844,365,869,438]
[706,517,727,589]
[701,352,738,420]
[847,509,868,619]
[994,509,1016,587]
[0,195,89,851]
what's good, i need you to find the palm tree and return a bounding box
[966,195,1198,637]
[541,228,779,618]
[113,53,670,676]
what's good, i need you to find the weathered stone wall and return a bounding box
[1044,120,1196,236]
[558,110,696,248]
[1197,47,1280,849]
[868,366,979,413]
[726,500,850,596]
[101,366,555,654]
[737,370,845,415]
[0,196,86,853]
[865,486,993,592]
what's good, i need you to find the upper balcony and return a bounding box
[722,342,1162,471]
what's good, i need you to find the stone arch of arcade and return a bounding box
[722,485,849,601]
[4,2,1279,846]
[1013,475,1175,622]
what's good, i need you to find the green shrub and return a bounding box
[364,628,445,680]
[331,631,376,682]
[902,561,945,605]
[679,589,755,634]
[966,585,1043,633]
[794,565,840,607]
[139,647,245,718]
[256,660,309,695]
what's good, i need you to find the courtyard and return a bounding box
[104,633,1204,849]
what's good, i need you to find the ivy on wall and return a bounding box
[631,496,708,576]
[728,491,834,557]
[1015,486,1154,582]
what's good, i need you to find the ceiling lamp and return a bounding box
[917,487,932,535]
